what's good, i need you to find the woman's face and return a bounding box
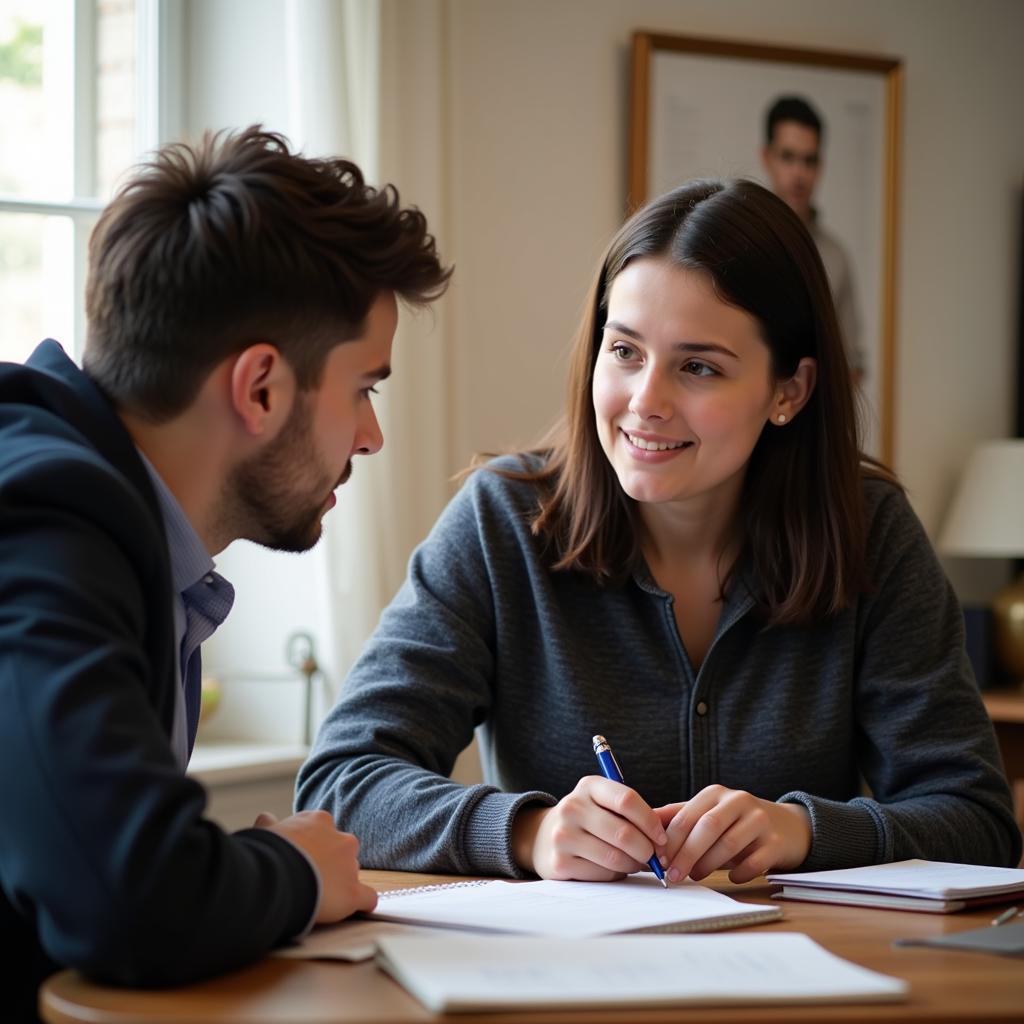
[592,257,781,510]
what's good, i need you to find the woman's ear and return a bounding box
[770,357,817,426]
[229,344,296,437]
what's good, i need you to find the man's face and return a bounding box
[228,291,397,552]
[761,120,821,221]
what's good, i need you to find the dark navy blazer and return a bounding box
[0,342,316,1021]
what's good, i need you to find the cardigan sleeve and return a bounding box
[779,483,1021,869]
[296,465,555,876]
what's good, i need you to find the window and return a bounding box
[0,0,176,365]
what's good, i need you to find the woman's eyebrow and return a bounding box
[604,319,642,340]
[604,321,738,360]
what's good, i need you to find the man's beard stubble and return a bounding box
[223,396,351,553]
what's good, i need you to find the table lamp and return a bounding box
[938,439,1024,682]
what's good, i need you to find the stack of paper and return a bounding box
[375,933,909,1012]
[768,859,1024,913]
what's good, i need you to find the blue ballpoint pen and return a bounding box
[592,734,668,888]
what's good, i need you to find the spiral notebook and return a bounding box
[367,874,782,937]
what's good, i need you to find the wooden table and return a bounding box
[40,870,1024,1024]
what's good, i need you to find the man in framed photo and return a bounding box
[762,95,864,382]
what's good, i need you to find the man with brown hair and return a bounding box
[761,95,864,381]
[0,126,450,1019]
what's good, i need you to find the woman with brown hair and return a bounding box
[298,179,1020,883]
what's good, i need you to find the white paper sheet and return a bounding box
[375,933,909,1012]
[273,919,453,961]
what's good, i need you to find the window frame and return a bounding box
[0,0,183,358]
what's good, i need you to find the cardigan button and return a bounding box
[696,701,708,716]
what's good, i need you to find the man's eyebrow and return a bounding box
[364,364,392,382]
[603,321,738,359]
[779,147,818,163]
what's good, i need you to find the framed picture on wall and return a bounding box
[629,32,902,463]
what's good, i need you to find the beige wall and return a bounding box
[188,0,1024,605]
[397,0,1023,599]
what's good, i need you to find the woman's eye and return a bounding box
[611,343,636,361]
[683,360,716,377]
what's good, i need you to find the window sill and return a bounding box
[187,741,309,786]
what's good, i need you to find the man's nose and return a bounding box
[354,402,383,455]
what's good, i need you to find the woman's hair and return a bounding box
[492,178,893,625]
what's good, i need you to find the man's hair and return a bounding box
[84,126,451,420]
[765,96,824,146]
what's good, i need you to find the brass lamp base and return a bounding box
[992,572,1024,680]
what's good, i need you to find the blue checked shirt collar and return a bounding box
[137,450,234,765]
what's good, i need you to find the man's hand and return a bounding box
[254,811,378,923]
[510,777,667,881]
[655,787,811,884]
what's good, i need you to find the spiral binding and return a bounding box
[637,908,781,933]
[379,880,491,899]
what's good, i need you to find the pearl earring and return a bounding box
[777,413,787,424]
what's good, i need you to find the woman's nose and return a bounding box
[628,369,672,421]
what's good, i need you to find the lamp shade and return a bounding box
[938,439,1024,557]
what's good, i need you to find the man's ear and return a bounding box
[228,344,296,437]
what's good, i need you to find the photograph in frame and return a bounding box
[629,33,902,463]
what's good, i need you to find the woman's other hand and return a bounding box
[655,786,811,884]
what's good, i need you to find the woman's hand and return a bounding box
[511,776,668,881]
[655,786,811,884]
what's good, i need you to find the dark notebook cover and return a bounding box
[895,920,1024,957]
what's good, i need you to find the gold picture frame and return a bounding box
[629,32,902,464]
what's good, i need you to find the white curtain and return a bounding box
[285,0,380,180]
[284,0,454,709]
